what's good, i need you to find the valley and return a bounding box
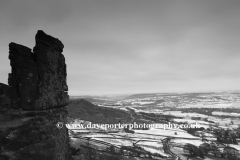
[67,92,240,160]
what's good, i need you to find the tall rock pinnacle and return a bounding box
[8,30,69,110]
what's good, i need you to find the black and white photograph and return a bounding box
[0,0,240,160]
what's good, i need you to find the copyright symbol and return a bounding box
[56,122,64,129]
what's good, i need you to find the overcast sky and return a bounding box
[0,0,240,95]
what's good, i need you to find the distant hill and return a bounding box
[74,97,107,103]
[123,92,218,100]
[70,94,130,102]
[67,99,132,124]
[123,93,159,100]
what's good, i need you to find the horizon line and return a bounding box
[69,89,240,97]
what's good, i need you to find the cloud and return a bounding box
[0,0,240,95]
[0,0,72,33]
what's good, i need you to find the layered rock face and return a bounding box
[0,31,70,160]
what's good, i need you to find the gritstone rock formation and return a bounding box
[8,30,69,110]
[0,30,70,160]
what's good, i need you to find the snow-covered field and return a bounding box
[110,132,166,140]
[131,101,155,105]
[208,117,240,129]
[69,130,172,158]
[163,111,209,118]
[212,111,240,117]
[135,141,163,148]
[140,146,170,158]
[180,102,240,109]
[134,141,170,157]
[197,124,211,129]
[228,144,240,151]
[173,119,210,125]
[170,138,204,147]
[135,128,200,139]
[93,137,134,146]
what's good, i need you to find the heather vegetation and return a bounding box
[67,99,133,124]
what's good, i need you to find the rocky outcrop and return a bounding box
[33,31,68,110]
[0,30,70,160]
[8,30,68,110]
[8,42,38,110]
